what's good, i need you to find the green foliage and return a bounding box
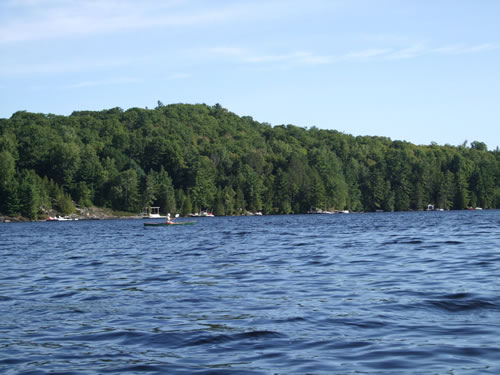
[0,151,16,214]
[470,141,487,151]
[74,182,93,208]
[182,193,193,216]
[47,142,80,188]
[55,191,76,215]
[0,103,498,218]
[110,169,140,212]
[18,170,40,220]
[153,167,176,215]
[4,179,20,216]
[222,185,236,215]
[191,156,217,211]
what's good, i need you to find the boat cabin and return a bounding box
[142,206,166,219]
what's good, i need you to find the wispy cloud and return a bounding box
[385,42,499,60]
[341,42,499,62]
[0,56,147,76]
[202,47,333,66]
[66,77,140,89]
[0,0,304,45]
[290,51,333,65]
[199,41,498,68]
[343,48,392,60]
[431,43,499,55]
[0,0,238,44]
[384,44,427,60]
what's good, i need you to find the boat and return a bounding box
[46,216,78,221]
[244,211,263,216]
[144,221,195,227]
[307,208,334,214]
[141,206,166,219]
[188,211,215,217]
[426,204,444,211]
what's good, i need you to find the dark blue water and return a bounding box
[1,211,500,374]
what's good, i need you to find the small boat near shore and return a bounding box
[47,216,78,221]
[141,206,166,219]
[188,211,214,217]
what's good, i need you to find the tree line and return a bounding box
[0,103,499,219]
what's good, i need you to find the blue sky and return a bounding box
[1,0,499,149]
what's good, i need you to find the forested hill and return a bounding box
[1,103,499,219]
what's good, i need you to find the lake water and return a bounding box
[1,211,500,374]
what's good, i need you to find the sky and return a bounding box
[1,0,499,149]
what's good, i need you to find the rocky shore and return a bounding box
[0,207,141,223]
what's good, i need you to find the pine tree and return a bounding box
[18,170,40,220]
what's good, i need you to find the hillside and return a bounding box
[0,103,499,219]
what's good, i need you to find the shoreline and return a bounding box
[0,207,140,223]
[1,208,491,223]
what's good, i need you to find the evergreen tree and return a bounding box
[18,170,40,220]
[110,169,140,212]
[192,156,217,211]
[155,167,176,214]
[223,185,236,215]
[0,151,16,214]
[182,192,193,216]
[275,169,292,214]
[4,179,20,216]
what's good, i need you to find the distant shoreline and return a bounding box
[2,207,493,223]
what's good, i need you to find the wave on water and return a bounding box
[2,211,500,374]
[425,292,498,312]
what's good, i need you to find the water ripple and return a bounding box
[1,211,500,374]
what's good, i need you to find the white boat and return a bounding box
[426,204,444,211]
[142,206,166,219]
[244,211,263,216]
[307,208,334,214]
[47,216,78,221]
[189,211,215,217]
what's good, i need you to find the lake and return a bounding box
[1,210,500,374]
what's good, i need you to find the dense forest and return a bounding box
[0,103,499,219]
